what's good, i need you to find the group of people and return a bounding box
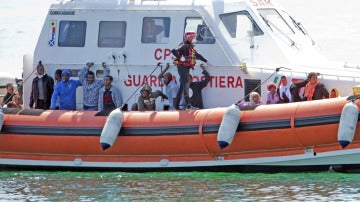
[239,72,336,107]
[271,73,335,104]
[9,31,208,112]
[9,32,337,112]
[1,43,339,112]
[22,31,211,112]
[26,61,122,112]
[132,31,211,111]
[2,83,22,109]
[237,72,339,107]
[131,62,210,111]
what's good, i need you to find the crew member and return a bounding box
[171,31,209,110]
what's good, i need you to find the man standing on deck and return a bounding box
[188,64,210,109]
[98,75,123,112]
[171,31,209,110]
[50,69,82,110]
[29,61,54,110]
[78,62,110,110]
[157,63,179,110]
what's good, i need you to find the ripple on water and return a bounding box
[1,171,360,201]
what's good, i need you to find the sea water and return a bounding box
[1,0,360,201]
[1,171,360,201]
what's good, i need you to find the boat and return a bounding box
[0,96,360,172]
[21,0,360,109]
[2,0,360,172]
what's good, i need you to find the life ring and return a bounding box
[217,104,241,149]
[338,101,358,148]
[100,108,123,150]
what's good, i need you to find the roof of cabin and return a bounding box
[50,0,253,10]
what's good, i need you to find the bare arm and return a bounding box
[157,63,170,79]
[78,67,88,85]
[196,64,210,89]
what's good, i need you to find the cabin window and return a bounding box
[141,17,170,44]
[220,11,263,38]
[58,21,86,47]
[258,9,295,35]
[184,18,215,44]
[95,70,107,78]
[98,21,127,48]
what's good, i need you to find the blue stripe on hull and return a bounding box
[2,113,359,136]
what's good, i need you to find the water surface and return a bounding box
[1,171,360,201]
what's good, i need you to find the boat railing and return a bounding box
[344,63,360,70]
[140,0,167,5]
[43,62,360,83]
[132,0,208,6]
[246,65,360,82]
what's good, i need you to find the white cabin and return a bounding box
[23,0,360,110]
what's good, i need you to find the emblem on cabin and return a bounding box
[48,20,56,47]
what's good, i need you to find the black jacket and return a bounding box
[190,70,210,109]
[291,79,329,101]
[29,74,54,109]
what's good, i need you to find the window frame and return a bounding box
[58,20,87,47]
[184,17,215,44]
[141,17,171,44]
[98,21,127,48]
[219,11,264,38]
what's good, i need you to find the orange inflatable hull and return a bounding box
[1,97,360,172]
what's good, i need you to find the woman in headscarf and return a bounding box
[277,75,292,103]
[291,72,329,101]
[266,82,279,104]
[329,88,340,98]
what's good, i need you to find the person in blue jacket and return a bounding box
[50,69,82,110]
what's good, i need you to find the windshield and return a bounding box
[258,8,294,35]
[219,10,263,38]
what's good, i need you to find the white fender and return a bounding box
[0,109,4,132]
[338,102,358,149]
[100,108,123,151]
[217,104,241,149]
